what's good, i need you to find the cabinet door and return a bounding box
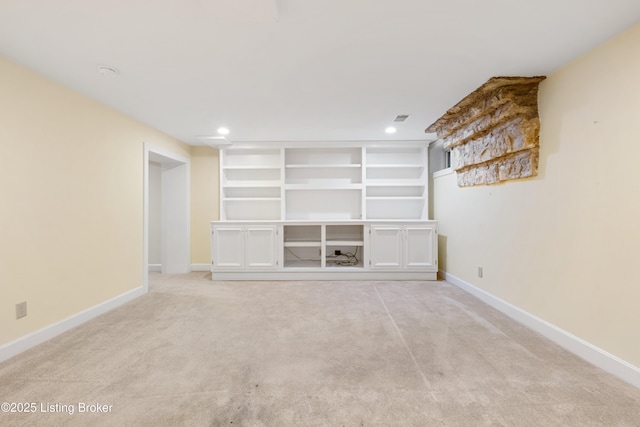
[404,225,436,269]
[245,226,279,269]
[369,225,403,269]
[212,226,245,269]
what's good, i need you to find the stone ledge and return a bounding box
[426,76,545,136]
[451,116,540,169]
[442,102,538,150]
[455,148,539,186]
[426,76,545,187]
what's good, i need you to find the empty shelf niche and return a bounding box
[326,224,364,268]
[365,147,425,183]
[285,147,362,187]
[222,148,282,187]
[284,225,322,268]
[366,198,426,220]
[223,148,282,168]
[286,189,361,220]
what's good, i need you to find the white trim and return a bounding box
[148,264,161,272]
[212,271,438,281]
[143,145,149,292]
[190,264,211,272]
[432,167,453,178]
[442,271,640,389]
[0,286,145,364]
[228,140,432,149]
[143,142,191,290]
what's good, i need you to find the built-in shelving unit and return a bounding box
[212,143,436,280]
[285,147,363,220]
[219,144,427,221]
[365,147,427,220]
[220,148,283,220]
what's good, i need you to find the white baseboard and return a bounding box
[0,286,146,364]
[149,264,210,273]
[442,271,640,389]
[190,264,211,272]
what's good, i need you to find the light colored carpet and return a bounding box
[1,273,639,426]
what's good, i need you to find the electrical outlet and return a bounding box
[16,301,27,319]
[477,267,483,278]
[334,250,341,256]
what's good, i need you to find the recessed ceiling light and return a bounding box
[385,126,397,134]
[97,65,119,76]
[217,127,230,135]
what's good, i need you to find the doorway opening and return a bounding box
[143,143,190,291]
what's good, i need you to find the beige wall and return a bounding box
[434,23,640,367]
[0,55,191,346]
[190,146,219,264]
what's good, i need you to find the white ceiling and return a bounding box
[1,0,639,145]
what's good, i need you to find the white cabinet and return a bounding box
[368,223,437,270]
[213,143,437,280]
[211,224,281,269]
[211,220,437,280]
[404,225,437,269]
[211,225,244,268]
[368,225,403,269]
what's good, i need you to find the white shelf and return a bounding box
[364,146,427,220]
[223,165,282,170]
[223,148,282,169]
[366,181,424,187]
[283,260,322,269]
[326,240,364,246]
[223,181,282,188]
[366,199,425,220]
[284,241,322,247]
[324,263,364,270]
[366,164,423,169]
[223,199,281,221]
[366,197,423,201]
[223,197,281,202]
[286,164,361,169]
[220,145,428,221]
[285,184,362,190]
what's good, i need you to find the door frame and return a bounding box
[143,142,191,291]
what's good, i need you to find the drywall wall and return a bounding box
[434,22,640,367]
[190,146,219,265]
[0,54,190,346]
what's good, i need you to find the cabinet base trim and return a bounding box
[212,271,437,281]
[443,271,640,390]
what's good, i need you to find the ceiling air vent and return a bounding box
[393,115,409,122]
